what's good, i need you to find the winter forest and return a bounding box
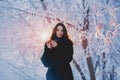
[0,0,120,80]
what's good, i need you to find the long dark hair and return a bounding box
[50,23,72,43]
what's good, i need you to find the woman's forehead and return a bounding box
[57,25,63,29]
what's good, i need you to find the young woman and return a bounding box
[41,23,74,80]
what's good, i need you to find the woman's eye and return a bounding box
[57,29,59,31]
[57,29,63,32]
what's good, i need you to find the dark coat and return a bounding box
[41,37,74,80]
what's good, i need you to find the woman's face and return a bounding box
[56,25,64,38]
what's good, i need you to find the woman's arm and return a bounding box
[41,44,58,67]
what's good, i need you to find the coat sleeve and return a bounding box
[41,44,58,67]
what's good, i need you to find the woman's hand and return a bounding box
[46,40,58,49]
[50,40,58,48]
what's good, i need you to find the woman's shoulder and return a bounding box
[66,39,73,45]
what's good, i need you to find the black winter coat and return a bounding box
[41,37,74,80]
